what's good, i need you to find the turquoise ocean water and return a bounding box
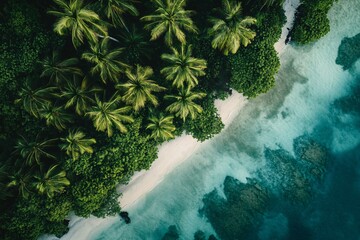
[93,0,360,239]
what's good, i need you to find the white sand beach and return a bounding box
[40,1,299,239]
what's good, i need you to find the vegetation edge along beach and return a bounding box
[0,0,337,239]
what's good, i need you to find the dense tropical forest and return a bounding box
[0,0,337,239]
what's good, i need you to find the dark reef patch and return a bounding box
[336,32,360,70]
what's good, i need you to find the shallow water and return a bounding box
[93,0,360,239]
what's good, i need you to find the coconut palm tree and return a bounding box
[116,65,166,111]
[165,87,206,121]
[86,96,134,136]
[15,84,58,118]
[48,0,108,48]
[40,51,83,84]
[82,37,129,83]
[146,114,176,140]
[161,45,207,89]
[7,169,33,198]
[39,103,73,131]
[141,0,198,46]
[208,0,257,55]
[60,129,96,160]
[14,135,57,166]
[33,164,70,198]
[60,76,102,115]
[99,0,138,29]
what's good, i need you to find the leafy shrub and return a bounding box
[229,6,284,97]
[291,0,338,44]
[184,96,224,142]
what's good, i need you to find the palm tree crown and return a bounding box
[116,65,166,111]
[60,129,96,160]
[82,37,129,83]
[208,0,257,55]
[86,96,134,137]
[33,164,70,198]
[165,87,206,121]
[14,135,57,166]
[48,0,108,48]
[39,103,73,131]
[141,0,198,46]
[99,0,139,28]
[146,114,176,141]
[15,84,57,118]
[161,45,207,89]
[60,76,101,115]
[40,51,83,84]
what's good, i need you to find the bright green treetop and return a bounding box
[141,0,198,46]
[117,65,166,111]
[86,96,134,136]
[208,0,257,55]
[82,37,129,83]
[48,0,108,48]
[60,129,96,160]
[161,45,207,89]
[165,87,206,121]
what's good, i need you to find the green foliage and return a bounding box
[161,44,207,89]
[117,65,166,111]
[229,7,284,97]
[48,0,108,48]
[86,96,134,136]
[184,96,224,142]
[99,0,138,28]
[291,0,337,44]
[208,0,257,55]
[81,37,129,84]
[60,129,96,160]
[0,195,69,240]
[165,87,206,122]
[141,0,198,46]
[0,0,293,238]
[146,114,176,141]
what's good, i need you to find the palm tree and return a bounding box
[39,103,73,131]
[161,45,207,89]
[60,76,102,115]
[99,0,138,28]
[7,169,33,198]
[14,135,57,166]
[165,87,206,121]
[33,164,70,198]
[208,0,257,55]
[86,96,134,136]
[82,37,129,83]
[60,129,96,160]
[48,0,108,48]
[15,83,57,118]
[40,51,83,84]
[141,0,198,46]
[146,114,176,140]
[116,65,166,111]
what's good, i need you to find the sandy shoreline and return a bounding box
[41,1,299,239]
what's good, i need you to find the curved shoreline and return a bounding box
[40,1,299,239]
